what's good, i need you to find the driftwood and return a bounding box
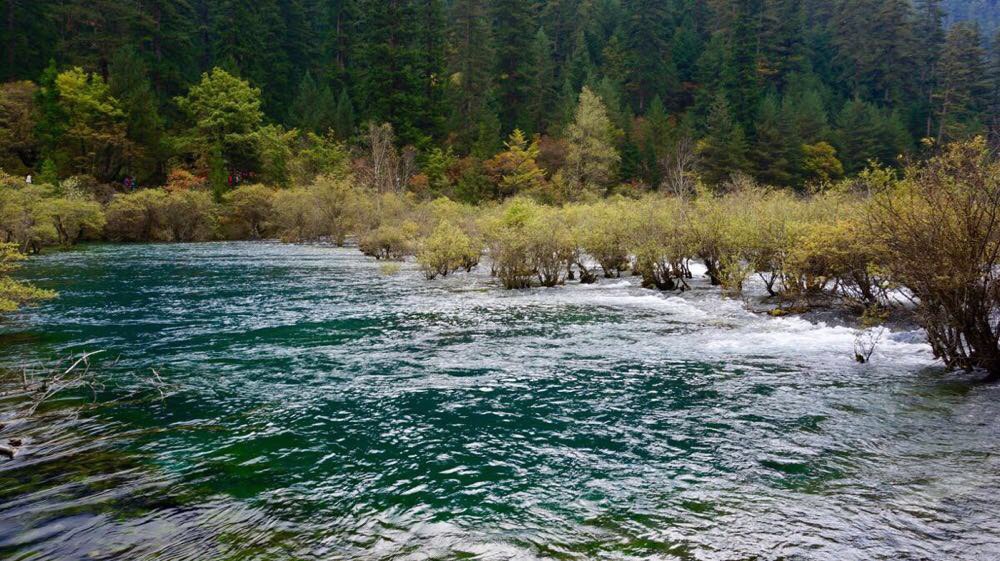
[1,350,173,461]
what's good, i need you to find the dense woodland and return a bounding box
[0,0,997,190]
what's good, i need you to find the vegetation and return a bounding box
[1,3,999,379]
[1,2,998,193]
[0,242,54,313]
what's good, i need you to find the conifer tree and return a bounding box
[525,27,557,135]
[334,87,356,140]
[447,0,498,152]
[932,23,990,143]
[109,46,163,182]
[492,0,536,133]
[622,0,676,111]
[697,93,749,185]
[750,94,798,186]
[565,87,621,194]
[289,72,336,134]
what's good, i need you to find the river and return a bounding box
[1,242,997,560]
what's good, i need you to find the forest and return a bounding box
[0,0,997,188]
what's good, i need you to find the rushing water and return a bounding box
[1,242,998,561]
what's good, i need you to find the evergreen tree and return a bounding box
[932,23,990,143]
[492,0,536,132]
[758,0,807,89]
[289,72,337,134]
[913,0,946,137]
[750,94,798,186]
[697,93,749,185]
[34,60,67,164]
[525,27,557,135]
[141,0,199,100]
[353,0,425,145]
[834,98,910,173]
[175,68,264,169]
[725,0,763,133]
[334,87,356,140]
[785,88,831,145]
[989,31,1000,150]
[622,0,676,111]
[108,47,163,182]
[447,0,497,152]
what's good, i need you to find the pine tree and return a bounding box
[833,98,911,173]
[932,23,990,143]
[637,95,673,186]
[108,46,163,182]
[492,0,537,132]
[525,27,557,135]
[724,0,763,133]
[34,60,66,165]
[412,0,448,143]
[785,88,831,145]
[750,94,798,186]
[353,0,424,145]
[989,31,1000,150]
[141,0,199,100]
[447,0,497,152]
[758,0,807,89]
[622,0,676,111]
[289,71,336,134]
[913,0,946,137]
[832,0,916,104]
[697,93,749,185]
[50,0,145,78]
[334,87,355,140]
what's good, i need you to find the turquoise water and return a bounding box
[1,242,998,560]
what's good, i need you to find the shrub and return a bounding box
[417,221,480,279]
[868,137,1000,380]
[578,199,631,278]
[359,221,420,261]
[46,195,106,245]
[104,189,170,242]
[629,197,692,291]
[223,184,275,239]
[161,190,217,241]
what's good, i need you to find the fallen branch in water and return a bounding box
[1,351,173,460]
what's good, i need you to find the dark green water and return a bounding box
[1,242,998,561]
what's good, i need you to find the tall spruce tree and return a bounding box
[448,0,497,152]
[492,0,536,132]
[622,0,676,111]
[932,23,990,143]
[697,93,749,185]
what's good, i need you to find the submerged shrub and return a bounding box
[0,184,58,253]
[629,197,692,291]
[0,242,56,313]
[46,195,105,245]
[417,221,480,279]
[868,137,1000,380]
[481,198,539,289]
[525,206,575,287]
[578,200,631,278]
[359,221,420,261]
